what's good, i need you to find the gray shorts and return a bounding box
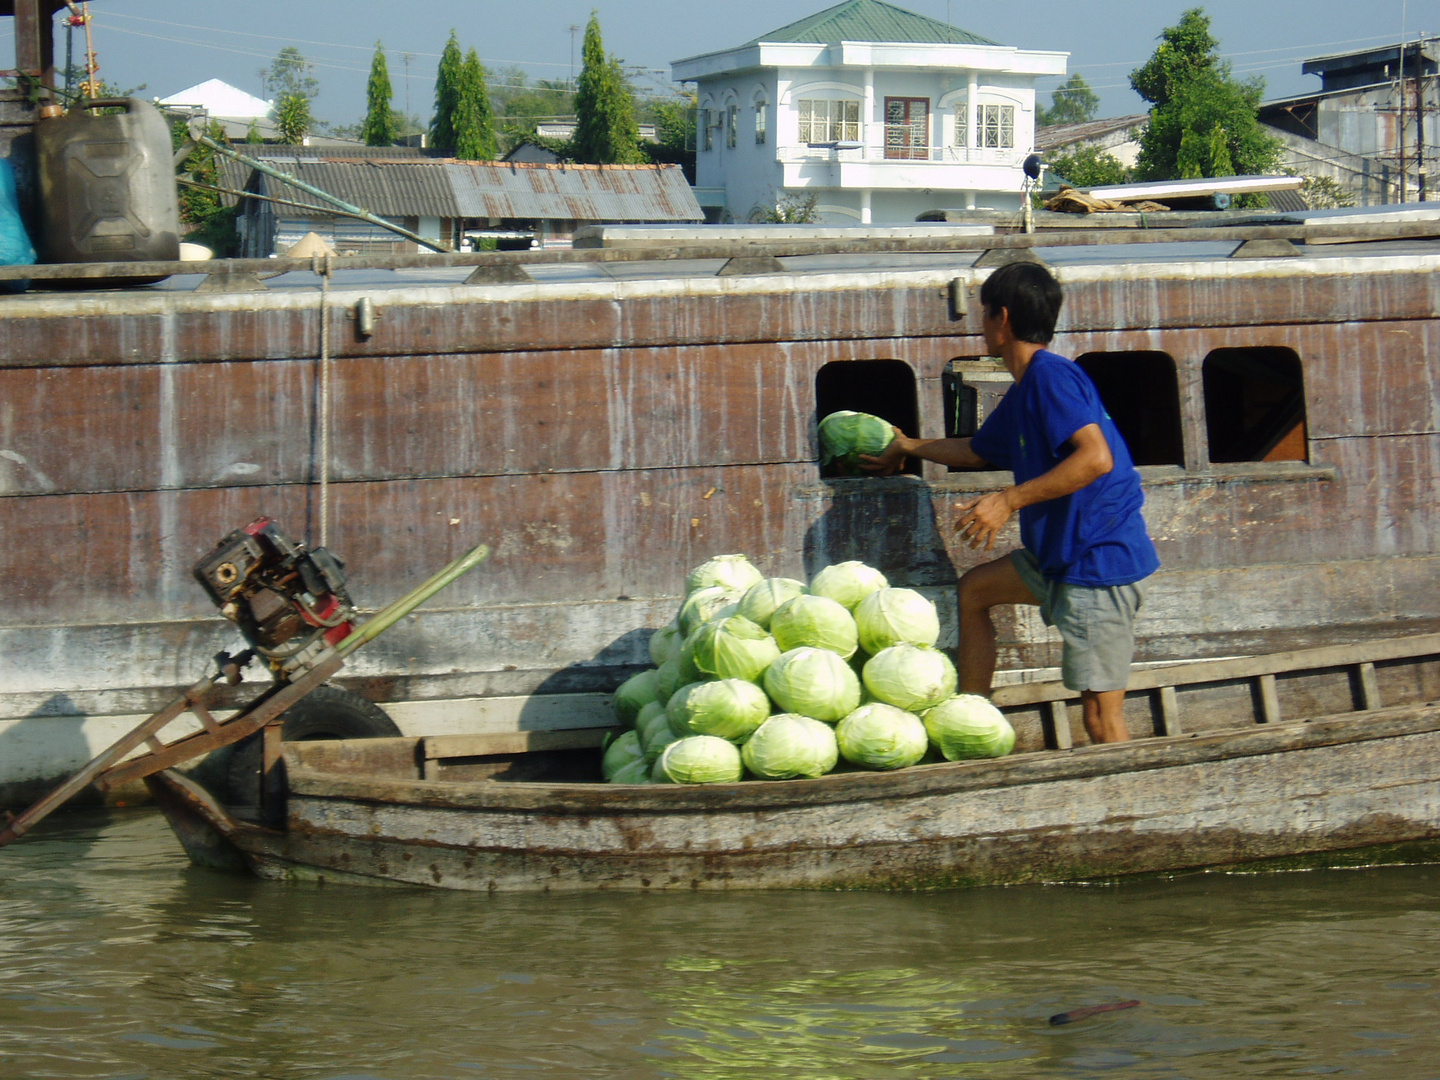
[1011,548,1146,693]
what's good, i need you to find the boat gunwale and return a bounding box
[1,217,1438,286]
[283,701,1440,815]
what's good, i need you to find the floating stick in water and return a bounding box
[1049,999,1142,1026]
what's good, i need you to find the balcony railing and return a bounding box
[777,142,1027,167]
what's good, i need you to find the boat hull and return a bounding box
[150,705,1440,891]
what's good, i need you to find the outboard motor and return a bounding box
[193,518,357,681]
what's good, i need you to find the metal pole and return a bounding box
[1399,55,1408,202]
[195,133,452,252]
[1417,40,1428,201]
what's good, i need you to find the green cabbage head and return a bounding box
[608,757,654,784]
[741,714,839,779]
[769,594,859,658]
[655,735,744,784]
[639,700,683,761]
[654,657,686,703]
[684,615,781,682]
[836,703,929,770]
[649,622,683,666]
[809,561,888,611]
[854,586,941,654]
[923,695,1016,760]
[612,668,661,727]
[862,643,957,712]
[666,677,771,742]
[737,577,808,629]
[678,585,742,636]
[601,729,646,779]
[818,410,896,475]
[685,554,765,596]
[763,646,862,722]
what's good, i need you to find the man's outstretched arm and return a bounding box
[859,429,993,475]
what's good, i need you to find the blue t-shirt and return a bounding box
[969,350,1159,587]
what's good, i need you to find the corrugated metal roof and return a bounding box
[1036,115,1149,152]
[447,162,703,223]
[215,146,438,208]
[255,159,459,217]
[227,156,702,224]
[748,0,999,47]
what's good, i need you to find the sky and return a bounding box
[15,0,1436,127]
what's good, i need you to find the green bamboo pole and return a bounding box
[336,542,490,658]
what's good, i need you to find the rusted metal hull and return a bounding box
[4,242,1440,804]
[146,704,1440,891]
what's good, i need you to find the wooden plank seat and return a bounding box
[992,633,1440,749]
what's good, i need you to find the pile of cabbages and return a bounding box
[602,554,1016,784]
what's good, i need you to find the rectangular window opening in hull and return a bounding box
[1203,347,1308,464]
[1075,351,1185,467]
[815,359,921,478]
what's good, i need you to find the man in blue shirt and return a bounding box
[863,262,1158,743]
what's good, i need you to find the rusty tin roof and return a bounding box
[446,161,703,222]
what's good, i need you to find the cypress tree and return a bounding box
[453,48,497,160]
[429,29,463,151]
[361,41,397,147]
[571,12,643,164]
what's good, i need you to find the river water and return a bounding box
[1,809,1436,1080]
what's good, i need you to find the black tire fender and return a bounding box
[223,685,401,806]
[273,684,402,741]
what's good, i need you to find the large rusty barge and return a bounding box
[2,213,1439,809]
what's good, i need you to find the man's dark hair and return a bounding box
[979,262,1063,344]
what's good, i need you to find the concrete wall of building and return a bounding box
[692,60,1044,224]
[1263,83,1440,205]
[697,72,784,222]
[1265,126,1398,207]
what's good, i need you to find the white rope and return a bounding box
[317,255,332,548]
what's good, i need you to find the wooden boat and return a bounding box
[145,632,1440,890]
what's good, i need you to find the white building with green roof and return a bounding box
[671,0,1066,224]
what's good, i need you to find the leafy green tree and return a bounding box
[1129,8,1280,185]
[244,118,263,144]
[171,117,224,223]
[492,67,575,151]
[170,117,238,255]
[750,192,819,224]
[59,65,144,113]
[275,92,312,145]
[1037,74,1099,128]
[262,46,319,105]
[649,92,696,153]
[453,48,497,160]
[1298,174,1355,208]
[571,12,643,164]
[361,41,397,147]
[429,30,463,151]
[638,92,697,179]
[507,131,573,159]
[1047,144,1129,188]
